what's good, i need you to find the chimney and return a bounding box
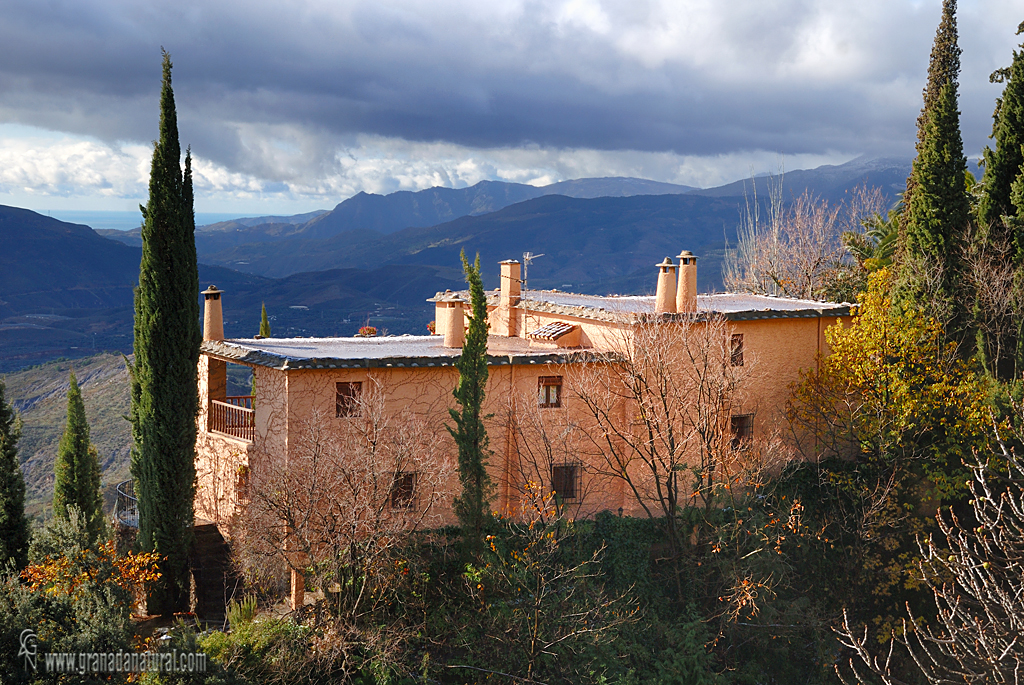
[202,285,224,341]
[499,259,521,305]
[654,257,677,314]
[442,294,467,348]
[676,251,698,312]
[498,259,521,337]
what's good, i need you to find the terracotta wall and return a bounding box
[193,313,850,529]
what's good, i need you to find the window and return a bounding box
[551,463,581,502]
[538,376,562,408]
[390,472,416,509]
[730,334,744,366]
[336,382,362,417]
[730,414,754,449]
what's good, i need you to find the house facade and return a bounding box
[194,254,850,541]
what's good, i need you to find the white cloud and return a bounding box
[0,124,852,214]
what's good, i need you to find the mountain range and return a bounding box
[3,156,912,372]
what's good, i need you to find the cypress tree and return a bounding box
[0,378,30,570]
[259,302,271,338]
[52,371,104,543]
[979,22,1024,257]
[130,50,200,614]
[447,250,493,552]
[899,0,971,335]
[974,24,1024,380]
[252,303,271,395]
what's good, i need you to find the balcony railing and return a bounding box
[115,479,138,528]
[210,396,255,442]
[224,395,253,410]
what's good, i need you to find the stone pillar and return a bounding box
[676,251,698,312]
[200,355,227,404]
[654,257,677,314]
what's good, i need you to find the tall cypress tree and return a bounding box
[130,50,200,614]
[979,21,1024,257]
[0,378,30,570]
[899,0,971,335]
[259,302,271,339]
[448,250,493,553]
[252,303,271,395]
[53,371,104,543]
[975,23,1024,380]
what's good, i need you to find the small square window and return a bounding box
[551,463,580,502]
[538,376,562,408]
[730,414,753,449]
[390,472,416,509]
[731,334,744,367]
[336,382,362,417]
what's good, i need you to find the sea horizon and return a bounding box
[42,210,243,232]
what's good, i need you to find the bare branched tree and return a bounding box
[963,225,1024,379]
[567,313,795,603]
[725,181,887,302]
[499,390,592,522]
[235,376,455,676]
[836,421,1024,685]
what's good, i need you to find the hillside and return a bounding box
[0,205,141,316]
[4,353,132,520]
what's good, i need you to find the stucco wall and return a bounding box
[194,311,850,530]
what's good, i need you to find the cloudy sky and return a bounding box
[0,0,1020,215]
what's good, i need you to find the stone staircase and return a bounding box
[190,521,240,628]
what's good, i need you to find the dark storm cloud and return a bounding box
[0,0,1017,183]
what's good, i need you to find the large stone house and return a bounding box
[193,253,850,605]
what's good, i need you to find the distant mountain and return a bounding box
[233,193,745,291]
[218,210,328,228]
[95,209,329,249]
[300,180,543,240]
[0,205,141,315]
[543,177,694,198]
[0,206,462,371]
[98,176,702,258]
[194,158,913,282]
[689,156,911,202]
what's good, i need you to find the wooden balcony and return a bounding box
[209,396,255,442]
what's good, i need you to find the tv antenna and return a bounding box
[522,252,544,295]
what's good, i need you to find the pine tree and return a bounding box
[899,0,971,335]
[52,371,104,543]
[129,50,200,614]
[979,22,1024,257]
[0,378,30,570]
[448,250,493,553]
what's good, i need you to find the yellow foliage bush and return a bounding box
[789,268,990,498]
